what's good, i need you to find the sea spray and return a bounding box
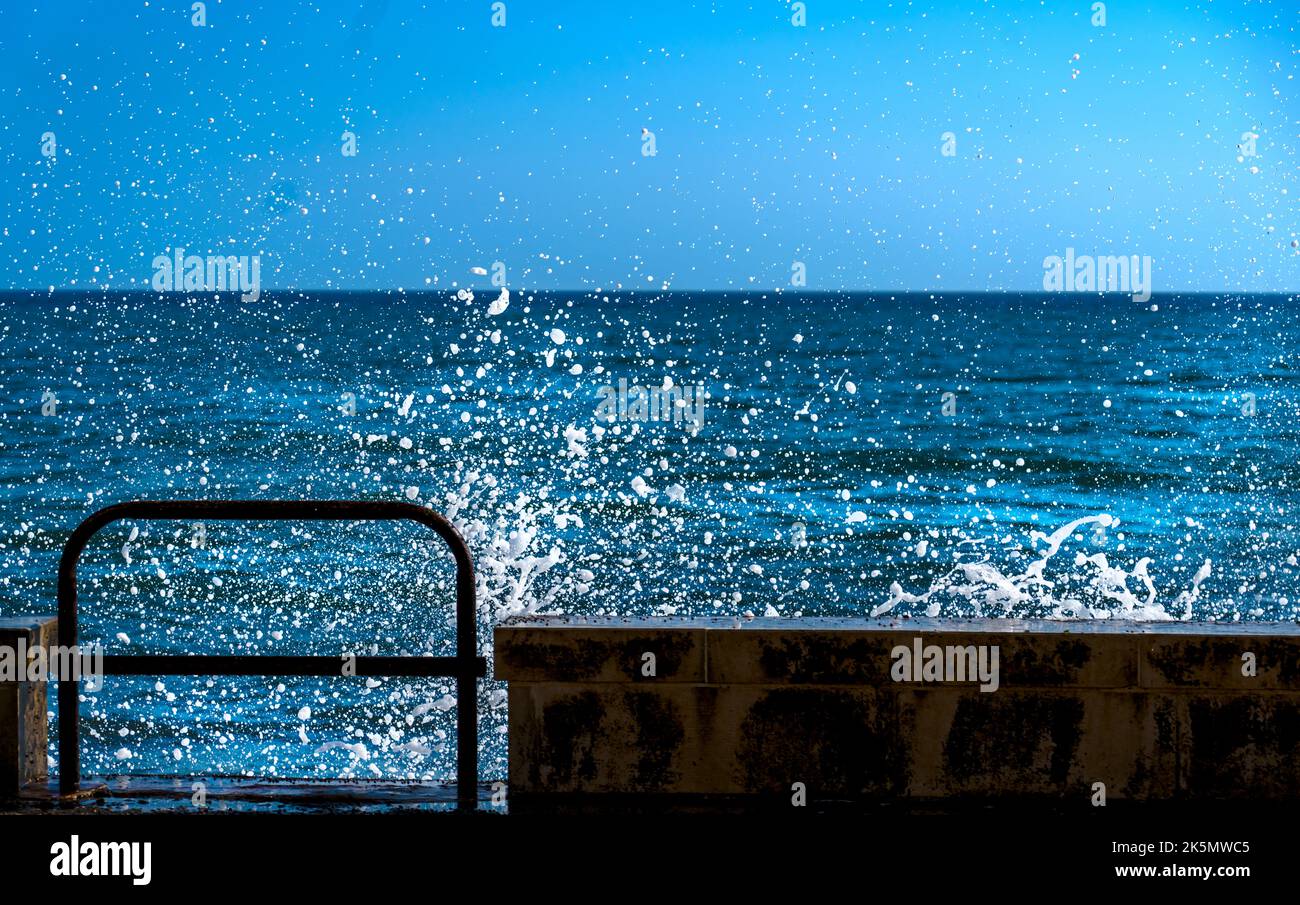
[874,514,1216,621]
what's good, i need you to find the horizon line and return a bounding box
[2,288,1296,297]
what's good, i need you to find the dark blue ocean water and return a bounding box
[2,290,1298,779]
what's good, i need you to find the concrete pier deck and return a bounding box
[5,614,1298,814]
[1,776,496,814]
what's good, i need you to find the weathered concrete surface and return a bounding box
[496,616,1300,807]
[0,616,57,797]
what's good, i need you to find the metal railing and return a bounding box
[57,500,485,809]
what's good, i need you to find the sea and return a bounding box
[1,289,1297,780]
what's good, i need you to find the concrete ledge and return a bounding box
[0,616,57,797]
[495,616,1300,806]
[3,776,496,814]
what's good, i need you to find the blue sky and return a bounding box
[1,0,1296,291]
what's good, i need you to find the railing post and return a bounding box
[455,535,479,810]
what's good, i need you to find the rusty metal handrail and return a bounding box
[57,500,483,809]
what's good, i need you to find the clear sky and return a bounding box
[2,0,1296,292]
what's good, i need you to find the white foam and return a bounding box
[873,513,1200,621]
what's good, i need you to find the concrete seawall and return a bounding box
[0,617,56,797]
[495,616,1300,809]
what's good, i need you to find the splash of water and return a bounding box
[874,513,1213,621]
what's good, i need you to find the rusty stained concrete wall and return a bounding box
[0,616,57,796]
[494,616,1300,805]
